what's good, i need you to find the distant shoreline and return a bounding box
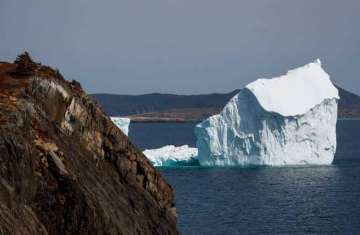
[338,117,360,121]
[129,119,200,123]
[129,116,360,124]
[93,86,360,124]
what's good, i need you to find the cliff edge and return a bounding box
[0,53,178,234]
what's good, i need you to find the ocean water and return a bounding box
[129,120,360,234]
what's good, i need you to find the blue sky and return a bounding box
[0,0,359,95]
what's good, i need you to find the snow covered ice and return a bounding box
[111,117,130,136]
[143,145,198,167]
[195,59,339,166]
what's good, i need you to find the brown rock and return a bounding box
[0,54,178,234]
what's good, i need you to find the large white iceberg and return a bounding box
[195,59,339,166]
[143,145,199,167]
[111,117,131,136]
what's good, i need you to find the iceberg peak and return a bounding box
[245,59,339,117]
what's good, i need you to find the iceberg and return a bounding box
[111,117,130,136]
[195,59,339,166]
[143,145,199,167]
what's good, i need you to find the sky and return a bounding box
[0,0,359,95]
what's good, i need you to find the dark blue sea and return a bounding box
[129,120,360,234]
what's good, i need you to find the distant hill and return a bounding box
[91,86,360,121]
[91,90,239,116]
[336,86,360,117]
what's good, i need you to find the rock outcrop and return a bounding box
[0,53,178,234]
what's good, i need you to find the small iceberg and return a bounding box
[143,145,199,167]
[111,117,130,136]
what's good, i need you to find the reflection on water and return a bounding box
[161,164,360,234]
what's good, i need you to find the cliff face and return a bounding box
[0,53,178,235]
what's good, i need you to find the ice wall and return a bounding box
[195,60,339,166]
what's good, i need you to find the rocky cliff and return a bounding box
[0,53,178,234]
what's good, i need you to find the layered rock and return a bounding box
[195,60,339,166]
[0,53,178,234]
